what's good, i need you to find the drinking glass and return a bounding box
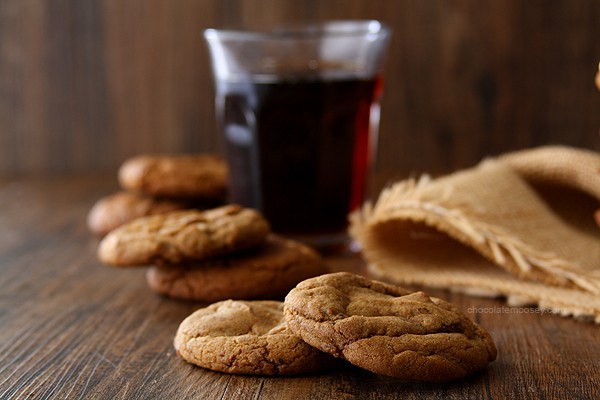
[204,20,391,251]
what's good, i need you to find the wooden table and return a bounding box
[1,175,599,399]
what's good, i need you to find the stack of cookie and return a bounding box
[97,204,329,302]
[174,272,498,382]
[87,154,228,236]
[91,153,498,382]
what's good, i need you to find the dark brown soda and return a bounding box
[217,75,382,235]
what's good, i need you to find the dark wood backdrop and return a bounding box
[1,0,599,176]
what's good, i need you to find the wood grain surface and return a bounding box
[1,0,599,176]
[1,175,599,399]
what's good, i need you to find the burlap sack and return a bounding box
[350,146,600,323]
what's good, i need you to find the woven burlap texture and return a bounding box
[350,146,600,323]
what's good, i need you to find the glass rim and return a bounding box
[204,20,390,41]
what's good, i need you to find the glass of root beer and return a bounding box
[204,20,391,252]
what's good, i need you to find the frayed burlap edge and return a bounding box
[350,148,600,323]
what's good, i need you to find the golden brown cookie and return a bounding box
[118,154,228,200]
[146,235,328,302]
[87,191,188,236]
[174,300,337,375]
[284,272,497,382]
[98,205,270,267]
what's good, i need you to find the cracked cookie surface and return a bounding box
[174,300,337,375]
[283,272,497,382]
[118,154,227,200]
[98,204,270,266]
[146,234,328,301]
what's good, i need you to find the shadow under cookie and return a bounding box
[146,235,328,302]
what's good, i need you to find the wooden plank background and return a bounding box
[1,0,599,176]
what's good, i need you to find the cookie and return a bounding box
[283,272,497,382]
[87,191,188,236]
[146,235,328,302]
[98,204,270,266]
[118,154,228,200]
[174,300,337,375]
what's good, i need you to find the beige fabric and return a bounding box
[350,146,600,323]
